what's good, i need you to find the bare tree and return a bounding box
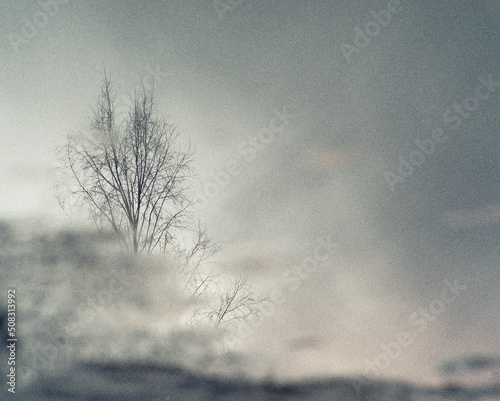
[210,277,271,327]
[187,275,272,328]
[60,74,201,255]
[59,73,270,334]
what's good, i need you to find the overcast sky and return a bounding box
[2,0,500,385]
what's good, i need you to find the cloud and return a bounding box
[439,355,500,375]
[287,335,325,351]
[441,204,500,229]
[306,148,364,171]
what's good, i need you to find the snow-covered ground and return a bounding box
[1,221,499,400]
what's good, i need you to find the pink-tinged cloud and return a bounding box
[442,204,500,229]
[308,148,363,171]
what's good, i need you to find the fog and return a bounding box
[1,0,500,398]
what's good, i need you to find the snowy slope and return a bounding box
[1,222,499,401]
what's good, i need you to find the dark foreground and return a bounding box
[9,361,500,401]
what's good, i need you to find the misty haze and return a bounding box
[1,0,500,400]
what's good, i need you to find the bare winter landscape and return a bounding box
[1,1,500,400]
[1,224,499,399]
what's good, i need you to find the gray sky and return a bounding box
[2,0,500,384]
